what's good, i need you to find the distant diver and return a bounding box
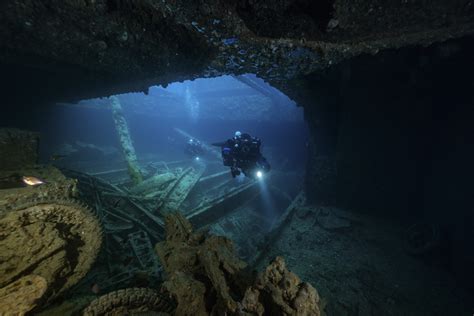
[185,138,204,159]
[213,131,271,179]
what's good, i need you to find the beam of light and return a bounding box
[235,173,246,183]
[256,174,278,230]
[185,86,200,122]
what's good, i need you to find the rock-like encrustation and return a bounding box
[0,128,103,304]
[239,256,321,315]
[155,212,323,315]
[82,288,175,316]
[155,212,248,315]
[0,198,103,302]
[0,274,48,315]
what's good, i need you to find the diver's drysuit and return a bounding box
[218,131,270,178]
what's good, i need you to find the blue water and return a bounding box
[0,75,309,172]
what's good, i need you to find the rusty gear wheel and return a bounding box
[82,288,175,316]
[0,198,102,302]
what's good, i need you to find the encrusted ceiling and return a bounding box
[0,0,473,104]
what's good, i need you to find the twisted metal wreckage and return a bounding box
[0,114,315,314]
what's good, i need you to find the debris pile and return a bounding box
[240,256,322,316]
[155,212,323,315]
[156,212,249,315]
[0,128,103,309]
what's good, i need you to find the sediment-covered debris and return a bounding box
[0,274,48,315]
[59,154,254,297]
[239,256,321,316]
[0,128,103,306]
[0,198,103,302]
[155,212,322,315]
[156,212,249,315]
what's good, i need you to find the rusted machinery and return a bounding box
[61,153,266,296]
[0,129,103,314]
[80,212,322,316]
[0,127,302,315]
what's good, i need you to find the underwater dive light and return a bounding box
[195,156,200,161]
[256,170,263,179]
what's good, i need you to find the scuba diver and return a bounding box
[185,138,204,159]
[213,131,271,178]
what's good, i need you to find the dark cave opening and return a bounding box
[300,37,474,293]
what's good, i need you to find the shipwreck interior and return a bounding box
[1,1,474,315]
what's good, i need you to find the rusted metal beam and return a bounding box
[110,96,143,185]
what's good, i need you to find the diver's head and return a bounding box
[234,131,242,139]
